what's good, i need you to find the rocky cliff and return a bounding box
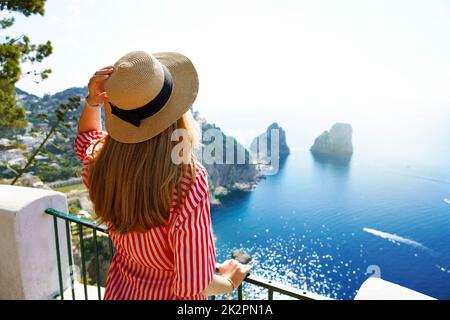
[194,112,263,205]
[310,123,353,157]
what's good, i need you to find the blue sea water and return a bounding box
[208,107,450,300]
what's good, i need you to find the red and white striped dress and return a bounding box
[74,130,216,300]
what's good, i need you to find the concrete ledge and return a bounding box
[0,185,70,300]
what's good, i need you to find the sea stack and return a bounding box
[250,123,290,161]
[310,123,353,157]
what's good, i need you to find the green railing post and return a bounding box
[268,289,274,300]
[109,237,115,258]
[53,216,64,300]
[238,285,243,300]
[65,220,76,300]
[93,230,102,300]
[79,224,88,300]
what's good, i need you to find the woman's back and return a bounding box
[75,130,216,300]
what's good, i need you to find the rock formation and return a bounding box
[193,111,263,205]
[250,123,290,162]
[310,123,353,157]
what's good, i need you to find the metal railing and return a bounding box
[46,208,330,301]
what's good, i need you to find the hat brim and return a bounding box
[104,52,199,143]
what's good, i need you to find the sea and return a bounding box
[206,104,450,300]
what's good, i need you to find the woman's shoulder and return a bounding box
[169,161,209,227]
[179,160,208,185]
[74,130,108,161]
[193,160,208,180]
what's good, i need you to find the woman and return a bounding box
[75,50,250,300]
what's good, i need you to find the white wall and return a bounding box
[0,185,70,300]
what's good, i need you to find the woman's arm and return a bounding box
[77,103,102,134]
[201,275,235,296]
[201,260,251,297]
[77,66,114,134]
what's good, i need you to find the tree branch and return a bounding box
[10,126,56,185]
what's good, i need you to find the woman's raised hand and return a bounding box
[218,259,251,290]
[87,66,114,107]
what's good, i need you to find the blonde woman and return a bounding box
[75,51,250,300]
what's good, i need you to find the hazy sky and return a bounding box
[6,0,450,153]
[8,0,450,103]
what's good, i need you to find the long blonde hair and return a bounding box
[88,112,200,233]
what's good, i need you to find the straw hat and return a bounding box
[104,51,199,143]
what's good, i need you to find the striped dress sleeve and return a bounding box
[170,166,217,299]
[74,130,107,188]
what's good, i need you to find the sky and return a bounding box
[5,0,450,153]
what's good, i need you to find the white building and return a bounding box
[0,138,12,147]
[0,149,26,165]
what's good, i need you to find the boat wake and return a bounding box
[363,227,426,249]
[444,198,450,205]
[436,265,450,274]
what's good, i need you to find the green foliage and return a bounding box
[71,231,112,287]
[0,0,52,129]
[83,236,112,286]
[69,203,81,215]
[10,140,26,150]
[0,1,85,186]
[0,83,27,128]
[0,1,46,16]
[33,161,78,182]
[0,161,20,179]
[55,183,86,194]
